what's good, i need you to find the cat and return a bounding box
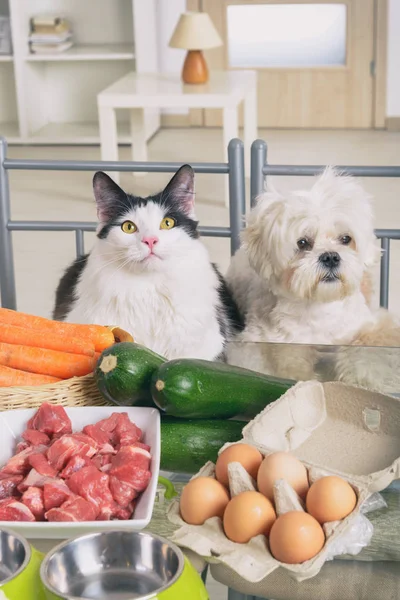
[53,165,243,360]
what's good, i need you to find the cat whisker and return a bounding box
[98,239,123,248]
[90,256,130,276]
[109,256,134,277]
[94,250,127,257]
[92,246,127,257]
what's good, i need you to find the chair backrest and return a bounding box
[0,136,399,311]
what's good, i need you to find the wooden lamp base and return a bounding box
[182,50,209,84]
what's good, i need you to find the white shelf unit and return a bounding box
[0,0,160,144]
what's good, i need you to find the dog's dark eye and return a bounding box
[340,235,352,245]
[297,238,312,251]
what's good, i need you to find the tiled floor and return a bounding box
[4,127,400,599]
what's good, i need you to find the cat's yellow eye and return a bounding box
[121,220,137,234]
[160,217,176,230]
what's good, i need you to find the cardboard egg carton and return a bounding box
[167,381,400,582]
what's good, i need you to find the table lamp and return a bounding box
[169,12,222,84]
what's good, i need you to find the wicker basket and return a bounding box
[0,374,111,411]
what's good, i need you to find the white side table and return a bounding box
[97,70,257,205]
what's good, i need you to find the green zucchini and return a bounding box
[152,358,294,419]
[161,417,244,473]
[95,342,165,406]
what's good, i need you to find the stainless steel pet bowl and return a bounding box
[0,527,43,600]
[40,530,203,600]
[0,527,30,584]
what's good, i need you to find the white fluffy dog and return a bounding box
[226,168,400,390]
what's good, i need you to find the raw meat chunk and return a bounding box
[47,435,97,471]
[114,413,142,447]
[68,467,114,518]
[69,433,99,451]
[110,446,151,493]
[113,501,135,520]
[83,423,110,446]
[71,432,105,455]
[22,486,45,520]
[109,475,138,507]
[0,469,16,480]
[99,413,120,430]
[18,469,56,492]
[83,414,127,452]
[92,413,120,435]
[132,441,151,453]
[60,455,91,479]
[100,464,112,473]
[2,445,47,475]
[0,498,35,521]
[83,412,143,448]
[0,475,23,500]
[128,467,150,493]
[111,445,151,473]
[98,443,115,455]
[28,453,57,477]
[46,497,97,522]
[16,442,30,453]
[27,403,72,436]
[91,454,112,470]
[97,505,114,521]
[43,481,73,511]
[22,429,50,446]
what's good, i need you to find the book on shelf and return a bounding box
[30,40,73,54]
[29,31,72,44]
[30,15,70,35]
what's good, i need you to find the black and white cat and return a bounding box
[53,165,243,360]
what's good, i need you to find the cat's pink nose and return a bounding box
[142,236,159,251]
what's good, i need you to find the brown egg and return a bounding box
[269,511,325,564]
[257,452,309,502]
[223,490,276,544]
[306,476,357,524]
[180,477,230,525]
[215,443,263,487]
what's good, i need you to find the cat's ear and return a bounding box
[93,172,126,222]
[163,165,195,217]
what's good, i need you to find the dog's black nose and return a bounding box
[319,252,341,269]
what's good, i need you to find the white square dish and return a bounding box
[0,406,160,539]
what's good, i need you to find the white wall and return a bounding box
[156,0,188,114]
[387,0,400,117]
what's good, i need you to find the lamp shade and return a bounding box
[169,12,222,50]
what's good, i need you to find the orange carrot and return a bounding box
[0,323,95,357]
[0,365,61,387]
[0,343,96,380]
[0,308,115,352]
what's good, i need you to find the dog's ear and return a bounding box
[242,188,287,279]
[365,235,382,267]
